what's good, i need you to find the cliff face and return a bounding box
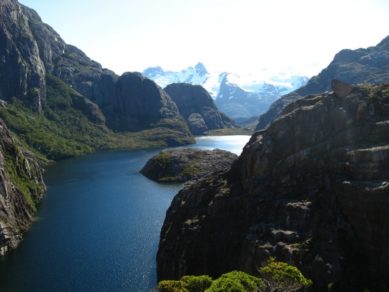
[257,35,389,130]
[0,118,45,255]
[0,0,46,112]
[165,83,234,135]
[20,4,117,113]
[111,73,187,132]
[158,81,389,291]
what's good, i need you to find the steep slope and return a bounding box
[158,81,389,291]
[0,118,45,255]
[20,3,117,114]
[257,35,389,130]
[0,0,46,112]
[164,83,234,135]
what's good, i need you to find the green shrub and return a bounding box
[158,280,188,292]
[181,275,212,292]
[259,258,312,291]
[207,271,265,292]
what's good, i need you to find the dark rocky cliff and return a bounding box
[165,83,234,135]
[111,73,187,133]
[0,0,46,112]
[0,118,45,255]
[157,81,389,291]
[20,3,117,114]
[257,35,389,130]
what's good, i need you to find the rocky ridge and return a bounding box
[140,149,237,183]
[165,83,234,135]
[157,81,389,291]
[257,35,389,130]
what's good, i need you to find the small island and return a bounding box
[140,149,237,183]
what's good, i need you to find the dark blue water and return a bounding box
[0,136,250,291]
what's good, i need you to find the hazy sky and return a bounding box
[19,0,389,77]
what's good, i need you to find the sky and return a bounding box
[19,0,389,78]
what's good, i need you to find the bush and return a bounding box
[158,280,188,292]
[157,275,212,292]
[207,271,265,292]
[181,275,212,292]
[157,262,311,292]
[259,258,312,291]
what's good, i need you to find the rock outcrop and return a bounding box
[111,73,187,132]
[158,82,389,291]
[140,149,237,183]
[257,35,389,130]
[165,83,234,135]
[0,118,45,255]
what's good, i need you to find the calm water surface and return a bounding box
[0,135,250,291]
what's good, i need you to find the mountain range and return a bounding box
[143,64,308,122]
[1,0,389,290]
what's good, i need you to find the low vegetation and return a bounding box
[259,258,312,291]
[206,127,253,136]
[157,259,311,291]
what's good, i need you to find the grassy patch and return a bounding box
[205,127,253,136]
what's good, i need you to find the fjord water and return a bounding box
[0,135,250,291]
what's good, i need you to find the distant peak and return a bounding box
[194,62,208,75]
[377,35,389,50]
[143,66,164,77]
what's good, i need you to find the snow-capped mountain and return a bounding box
[143,62,210,90]
[143,63,308,121]
[216,73,309,121]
